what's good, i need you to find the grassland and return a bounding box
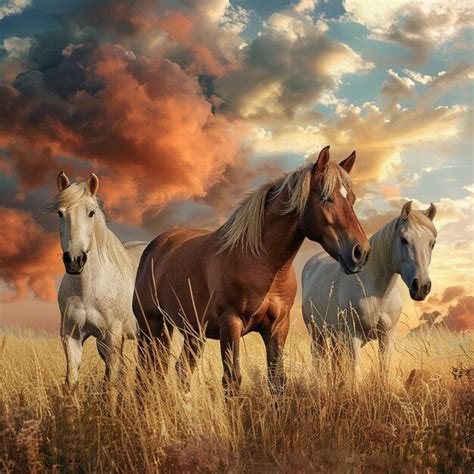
[0,322,472,473]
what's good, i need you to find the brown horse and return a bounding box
[133,146,370,394]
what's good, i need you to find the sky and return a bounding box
[0,0,473,332]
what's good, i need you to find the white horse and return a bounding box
[302,201,437,380]
[53,172,147,400]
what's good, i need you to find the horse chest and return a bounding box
[350,295,400,336]
[60,272,131,334]
[354,297,385,328]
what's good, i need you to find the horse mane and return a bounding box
[49,182,133,276]
[368,210,437,269]
[218,161,352,258]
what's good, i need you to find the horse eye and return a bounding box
[88,210,95,218]
[321,195,333,204]
[401,237,408,245]
[57,210,63,218]
[431,241,436,249]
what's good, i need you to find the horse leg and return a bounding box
[220,314,243,396]
[378,322,396,378]
[98,337,127,381]
[330,334,361,386]
[102,324,123,412]
[63,333,84,392]
[175,333,206,393]
[310,329,329,377]
[96,338,107,367]
[136,317,174,389]
[261,316,290,395]
[329,334,343,384]
[348,336,363,386]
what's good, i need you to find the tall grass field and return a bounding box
[0,318,472,472]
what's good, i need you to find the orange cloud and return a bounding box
[429,285,466,305]
[445,296,474,331]
[0,43,243,224]
[0,206,62,302]
[159,10,241,76]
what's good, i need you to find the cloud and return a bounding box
[251,98,468,194]
[293,0,318,14]
[0,42,243,224]
[27,0,244,79]
[381,69,415,110]
[158,9,243,76]
[220,3,252,34]
[445,296,474,331]
[344,0,474,64]
[216,8,372,121]
[429,285,466,305]
[403,68,435,85]
[386,194,472,229]
[411,293,474,333]
[0,0,30,20]
[142,157,282,234]
[0,36,33,82]
[355,184,473,237]
[178,0,229,22]
[1,36,32,61]
[428,63,474,93]
[0,206,62,302]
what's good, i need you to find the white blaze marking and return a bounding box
[340,185,348,199]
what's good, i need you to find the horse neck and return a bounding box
[365,221,399,296]
[83,214,129,277]
[259,188,305,271]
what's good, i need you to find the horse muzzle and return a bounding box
[63,251,87,275]
[338,244,370,275]
[409,278,431,301]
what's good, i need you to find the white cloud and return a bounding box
[387,193,472,228]
[0,0,30,20]
[344,0,474,64]
[403,69,433,85]
[382,69,415,100]
[1,37,32,61]
[293,0,318,14]
[179,0,229,22]
[220,4,252,34]
[217,6,372,121]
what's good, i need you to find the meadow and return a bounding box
[0,317,472,473]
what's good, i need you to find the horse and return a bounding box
[53,172,147,405]
[133,146,370,395]
[302,201,437,382]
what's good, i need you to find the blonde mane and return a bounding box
[219,161,352,257]
[368,210,437,269]
[50,182,133,276]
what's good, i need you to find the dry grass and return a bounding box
[0,323,473,473]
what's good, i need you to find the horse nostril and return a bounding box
[352,244,363,262]
[63,252,72,264]
[425,281,432,295]
[79,253,87,265]
[412,279,419,293]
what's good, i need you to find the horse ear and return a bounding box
[313,146,330,173]
[86,173,99,196]
[400,200,412,220]
[424,202,436,221]
[339,150,356,174]
[57,171,70,192]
